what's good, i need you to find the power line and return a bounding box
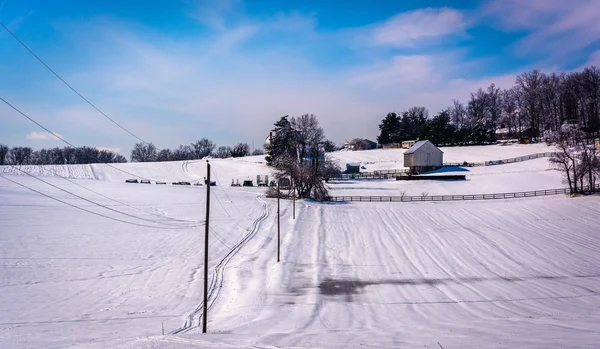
[0,174,181,230]
[0,96,76,147]
[210,164,255,220]
[7,165,199,228]
[15,165,203,226]
[0,21,148,144]
[0,96,160,182]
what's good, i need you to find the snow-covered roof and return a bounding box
[404,140,443,155]
[346,162,361,167]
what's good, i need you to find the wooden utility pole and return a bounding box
[277,180,280,263]
[292,178,295,219]
[202,160,210,333]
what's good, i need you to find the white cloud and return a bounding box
[350,55,438,88]
[371,8,467,47]
[26,131,62,140]
[96,146,120,153]
[484,0,600,65]
[22,13,522,153]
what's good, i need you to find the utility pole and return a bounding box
[277,179,281,263]
[202,160,210,333]
[292,177,295,219]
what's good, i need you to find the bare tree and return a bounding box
[130,142,157,162]
[214,146,232,158]
[516,70,544,139]
[0,144,9,165]
[191,138,216,159]
[486,83,502,130]
[156,148,173,162]
[251,148,264,156]
[7,147,32,165]
[231,143,250,157]
[501,87,519,137]
[449,100,467,128]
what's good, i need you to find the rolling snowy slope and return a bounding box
[115,196,600,349]
[2,142,598,349]
[0,175,268,348]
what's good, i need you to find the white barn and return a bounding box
[403,140,443,173]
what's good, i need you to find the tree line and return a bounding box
[130,138,264,162]
[0,144,126,165]
[378,66,600,146]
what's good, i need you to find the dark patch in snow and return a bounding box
[317,274,600,301]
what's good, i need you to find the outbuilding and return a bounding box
[403,140,443,174]
[345,162,361,174]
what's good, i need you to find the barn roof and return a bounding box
[403,140,443,155]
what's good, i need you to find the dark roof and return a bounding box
[403,140,443,155]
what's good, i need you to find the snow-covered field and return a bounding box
[2,144,599,348]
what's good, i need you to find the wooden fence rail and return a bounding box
[325,184,599,203]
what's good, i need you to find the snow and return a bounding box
[1,143,599,348]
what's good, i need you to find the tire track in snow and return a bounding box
[170,194,269,334]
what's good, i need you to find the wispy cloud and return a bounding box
[370,8,467,48]
[26,131,62,140]
[350,55,437,88]
[6,6,527,154]
[484,0,600,65]
[188,0,244,31]
[96,146,120,153]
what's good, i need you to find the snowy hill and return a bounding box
[2,142,599,349]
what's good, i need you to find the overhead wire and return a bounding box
[0,174,183,230]
[11,165,203,226]
[209,163,256,220]
[0,21,149,144]
[7,165,202,228]
[0,96,159,182]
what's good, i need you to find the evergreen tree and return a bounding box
[377,112,401,144]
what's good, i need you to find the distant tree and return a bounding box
[419,110,456,146]
[156,148,173,162]
[113,154,127,163]
[486,83,502,131]
[191,138,216,159]
[130,142,157,162]
[251,148,264,156]
[501,87,520,137]
[48,147,64,164]
[214,146,232,158]
[172,145,194,161]
[377,112,401,144]
[7,146,32,165]
[267,114,334,200]
[449,100,467,128]
[0,144,9,165]
[98,150,115,163]
[322,140,337,152]
[468,88,488,126]
[231,143,250,157]
[266,115,298,165]
[516,70,544,139]
[400,107,428,140]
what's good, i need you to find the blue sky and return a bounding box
[1,0,600,156]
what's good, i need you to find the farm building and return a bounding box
[596,138,600,150]
[401,140,418,149]
[345,163,361,174]
[265,132,274,155]
[403,140,443,174]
